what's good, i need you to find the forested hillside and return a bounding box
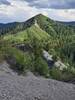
[0,14,75,82]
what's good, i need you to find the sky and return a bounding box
[0,0,75,23]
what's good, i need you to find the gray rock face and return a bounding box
[43,50,67,70]
[0,61,75,100]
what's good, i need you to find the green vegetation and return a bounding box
[0,37,49,77]
[34,57,49,77]
[49,67,75,81]
[3,25,50,44]
[0,14,75,81]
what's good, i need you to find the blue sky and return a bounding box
[0,0,75,23]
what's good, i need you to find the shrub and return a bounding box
[3,46,32,74]
[34,57,49,77]
[49,67,62,80]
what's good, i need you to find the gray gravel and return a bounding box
[0,61,75,100]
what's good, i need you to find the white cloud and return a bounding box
[0,0,49,23]
[0,0,75,23]
[48,9,75,21]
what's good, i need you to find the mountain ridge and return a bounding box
[1,14,75,82]
[0,14,75,35]
[0,14,75,25]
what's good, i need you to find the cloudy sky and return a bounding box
[0,0,75,23]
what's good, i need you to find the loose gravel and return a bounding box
[0,61,75,100]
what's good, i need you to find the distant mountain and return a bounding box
[60,21,75,26]
[0,14,75,35]
[2,14,75,46]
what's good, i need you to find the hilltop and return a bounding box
[0,14,75,82]
[0,14,74,35]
